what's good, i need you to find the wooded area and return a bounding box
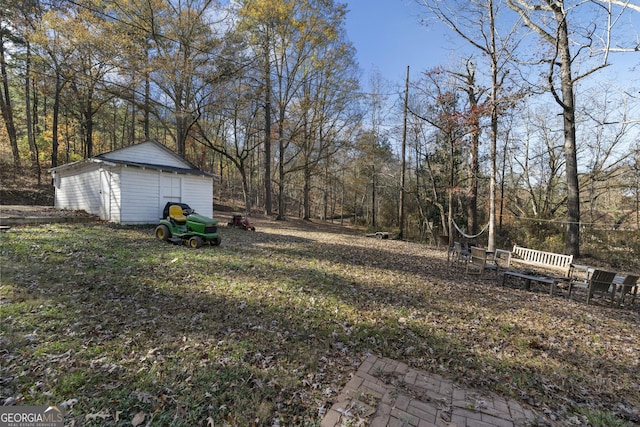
[1,0,639,262]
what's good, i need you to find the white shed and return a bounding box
[49,140,215,225]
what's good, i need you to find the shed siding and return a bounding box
[102,142,190,169]
[182,175,214,218]
[119,167,161,225]
[54,163,102,216]
[109,169,122,224]
[51,142,214,225]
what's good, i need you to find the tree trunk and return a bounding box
[506,0,582,255]
[144,48,150,141]
[323,164,330,222]
[488,83,498,251]
[276,108,286,220]
[371,164,376,228]
[0,33,20,168]
[556,10,581,256]
[448,139,455,241]
[51,73,62,168]
[303,164,311,220]
[399,66,409,239]
[25,45,39,174]
[467,101,479,236]
[487,0,498,252]
[177,113,187,158]
[84,107,94,158]
[241,166,252,215]
[263,48,273,215]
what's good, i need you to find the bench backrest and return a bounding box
[511,245,573,276]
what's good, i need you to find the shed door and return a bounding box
[99,168,111,221]
[159,175,182,217]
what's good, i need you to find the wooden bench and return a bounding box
[508,245,574,277]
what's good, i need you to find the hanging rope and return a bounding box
[452,219,489,239]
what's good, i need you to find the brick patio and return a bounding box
[321,355,546,427]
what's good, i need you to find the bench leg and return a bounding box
[610,286,616,307]
[626,285,636,306]
[550,281,555,296]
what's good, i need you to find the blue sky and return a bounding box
[342,0,639,92]
[341,0,639,152]
[343,0,456,87]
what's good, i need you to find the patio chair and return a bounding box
[488,249,511,274]
[617,274,639,306]
[569,269,617,306]
[466,246,490,276]
[452,242,471,265]
[569,264,592,287]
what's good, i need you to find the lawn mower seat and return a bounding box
[169,204,187,224]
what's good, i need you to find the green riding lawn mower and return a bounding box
[154,202,221,248]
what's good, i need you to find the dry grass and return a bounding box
[1,216,639,426]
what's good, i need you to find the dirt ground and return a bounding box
[0,205,97,219]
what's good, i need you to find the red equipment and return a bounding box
[227,214,256,231]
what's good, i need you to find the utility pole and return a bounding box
[399,66,409,239]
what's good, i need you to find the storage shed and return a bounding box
[49,140,214,225]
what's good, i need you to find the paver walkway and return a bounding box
[322,355,545,427]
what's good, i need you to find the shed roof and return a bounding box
[95,158,213,176]
[49,140,213,177]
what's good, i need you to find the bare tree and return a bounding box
[409,68,470,242]
[579,85,638,226]
[291,31,360,221]
[418,0,525,251]
[146,0,225,158]
[508,106,566,220]
[194,74,264,214]
[237,0,279,215]
[505,0,638,255]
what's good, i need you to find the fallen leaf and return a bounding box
[132,411,145,427]
[85,409,110,422]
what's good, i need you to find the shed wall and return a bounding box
[117,168,213,224]
[53,163,102,216]
[119,167,161,225]
[182,175,213,218]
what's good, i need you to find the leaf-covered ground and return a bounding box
[1,217,638,426]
